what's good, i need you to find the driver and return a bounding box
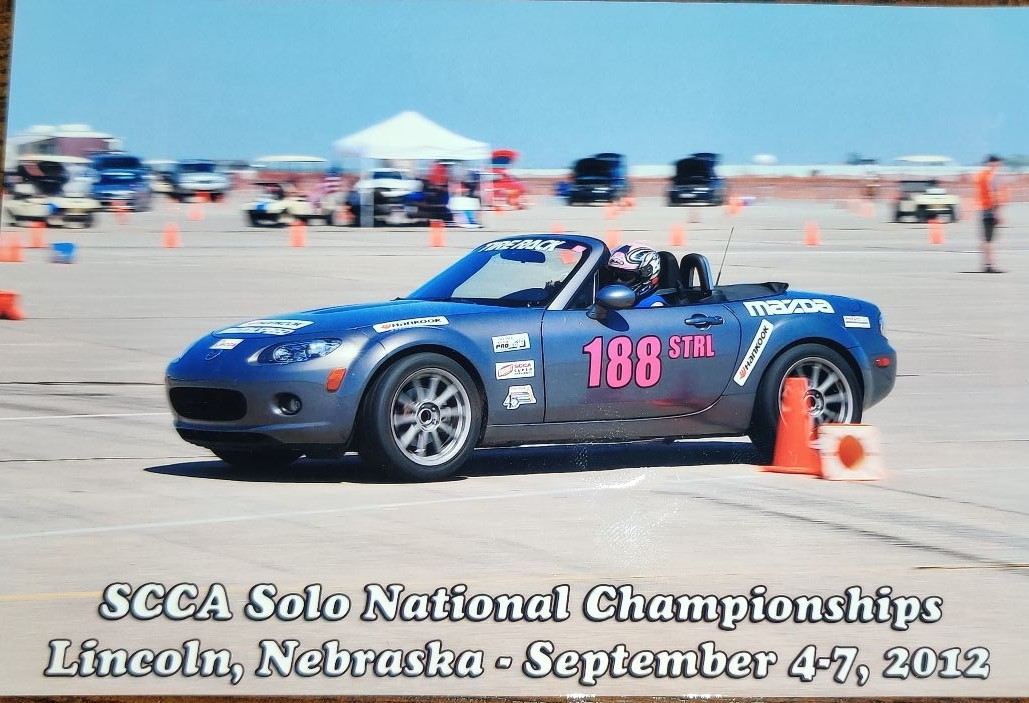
[605,244,665,308]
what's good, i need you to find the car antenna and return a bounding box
[715,226,735,287]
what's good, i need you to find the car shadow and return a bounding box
[144,440,760,485]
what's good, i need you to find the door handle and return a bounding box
[684,314,723,328]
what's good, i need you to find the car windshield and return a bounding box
[372,170,403,180]
[900,181,936,193]
[181,162,216,173]
[407,238,589,308]
[95,156,142,170]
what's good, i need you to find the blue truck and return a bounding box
[89,151,152,211]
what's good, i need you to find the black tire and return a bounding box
[893,208,903,223]
[748,343,863,463]
[357,353,483,481]
[247,212,260,227]
[82,213,94,228]
[213,448,302,470]
[210,192,223,203]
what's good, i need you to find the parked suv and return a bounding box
[668,153,726,206]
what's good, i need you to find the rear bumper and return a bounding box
[861,346,897,409]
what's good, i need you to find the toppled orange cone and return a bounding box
[818,424,885,481]
[761,377,822,477]
[0,290,24,320]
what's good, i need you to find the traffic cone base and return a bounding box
[818,424,884,481]
[760,376,822,477]
[29,221,47,249]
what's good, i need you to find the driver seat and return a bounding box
[654,250,685,305]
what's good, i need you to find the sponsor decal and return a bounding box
[492,333,531,353]
[495,360,535,380]
[219,319,314,336]
[478,238,564,253]
[843,315,871,329]
[503,385,537,410]
[743,298,835,317]
[210,338,242,350]
[372,316,450,333]
[733,320,774,387]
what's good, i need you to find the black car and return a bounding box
[668,153,726,206]
[566,153,628,205]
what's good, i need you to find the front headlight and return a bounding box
[258,338,342,364]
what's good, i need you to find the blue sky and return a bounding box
[7,0,1028,167]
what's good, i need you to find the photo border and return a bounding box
[0,1,1025,702]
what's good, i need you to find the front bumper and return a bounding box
[167,376,353,449]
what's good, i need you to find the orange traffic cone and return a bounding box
[0,235,9,262]
[605,228,621,249]
[114,201,130,225]
[551,223,565,235]
[5,233,24,263]
[198,191,211,204]
[603,202,618,220]
[760,377,822,477]
[928,218,945,246]
[804,221,822,247]
[428,219,446,248]
[29,221,47,249]
[188,200,204,222]
[622,196,635,210]
[0,290,24,320]
[289,219,307,247]
[670,223,686,247]
[163,222,181,248]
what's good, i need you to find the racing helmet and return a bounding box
[606,243,661,302]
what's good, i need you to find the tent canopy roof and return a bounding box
[334,111,489,161]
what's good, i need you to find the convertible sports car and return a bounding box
[166,234,896,481]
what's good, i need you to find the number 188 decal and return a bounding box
[582,334,715,389]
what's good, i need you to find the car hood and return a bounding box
[210,299,506,338]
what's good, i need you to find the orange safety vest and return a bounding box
[975,169,997,210]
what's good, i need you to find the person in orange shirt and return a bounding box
[975,155,1004,273]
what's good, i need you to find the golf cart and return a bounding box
[4,155,101,228]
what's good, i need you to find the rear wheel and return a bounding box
[748,344,862,462]
[213,448,302,470]
[358,353,482,481]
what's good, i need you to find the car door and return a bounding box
[541,304,742,423]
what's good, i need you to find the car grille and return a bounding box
[169,387,247,421]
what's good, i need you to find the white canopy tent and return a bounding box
[333,111,490,226]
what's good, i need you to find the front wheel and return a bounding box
[358,353,482,481]
[748,344,862,462]
[213,448,302,470]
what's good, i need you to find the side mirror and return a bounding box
[587,285,636,320]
